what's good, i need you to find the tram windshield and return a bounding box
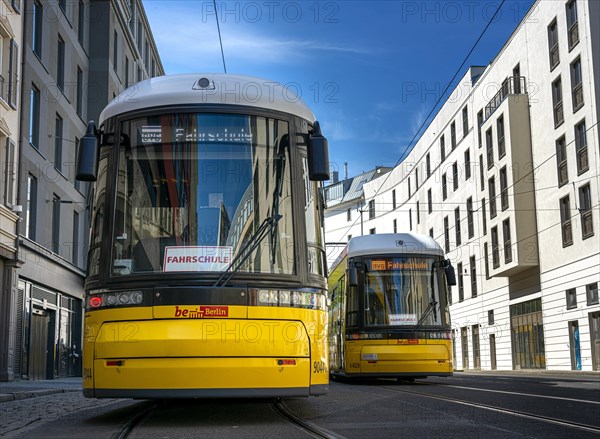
[363,257,444,327]
[110,113,295,276]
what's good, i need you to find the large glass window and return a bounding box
[112,113,295,276]
[363,257,446,327]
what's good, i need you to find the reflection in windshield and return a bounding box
[112,113,294,276]
[364,257,442,327]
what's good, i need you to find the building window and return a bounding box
[26,175,37,240]
[575,119,588,174]
[442,173,447,200]
[57,36,65,91]
[491,226,499,269]
[548,19,559,70]
[488,310,494,325]
[368,199,375,219]
[29,84,40,147]
[145,41,149,70]
[481,198,487,235]
[137,66,142,82]
[347,208,351,222]
[455,207,461,246]
[74,137,81,191]
[415,168,419,190]
[59,0,66,13]
[458,262,464,302]
[497,115,505,158]
[486,128,493,170]
[137,19,142,51]
[566,288,577,310]
[579,183,593,238]
[503,218,512,263]
[392,189,396,210]
[76,67,83,116]
[152,58,156,77]
[467,197,474,239]
[429,228,433,239]
[393,219,397,233]
[440,135,445,162]
[409,208,412,231]
[489,176,497,218]
[571,57,583,111]
[452,162,458,191]
[32,1,43,58]
[428,189,432,214]
[566,0,579,50]
[408,178,411,198]
[484,242,490,279]
[73,211,79,265]
[479,154,485,190]
[473,109,483,148]
[369,228,376,235]
[52,194,61,254]
[560,195,573,247]
[500,166,508,211]
[7,39,18,108]
[556,135,568,186]
[78,0,85,44]
[3,139,16,206]
[113,30,119,72]
[464,149,471,180]
[347,234,352,242]
[470,256,477,298]
[462,106,468,138]
[125,56,129,88]
[451,121,456,150]
[444,216,449,252]
[552,76,564,127]
[586,283,599,306]
[54,114,63,172]
[426,153,431,178]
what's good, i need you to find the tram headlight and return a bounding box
[131,291,143,304]
[106,294,118,306]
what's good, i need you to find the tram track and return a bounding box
[377,384,600,434]
[272,399,345,439]
[115,401,160,439]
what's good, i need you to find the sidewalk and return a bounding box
[0,377,82,403]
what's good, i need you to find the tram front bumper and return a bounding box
[89,319,312,397]
[357,342,453,375]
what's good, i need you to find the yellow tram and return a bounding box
[77,74,330,398]
[328,233,456,379]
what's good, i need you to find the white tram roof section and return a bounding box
[99,74,316,124]
[348,233,444,258]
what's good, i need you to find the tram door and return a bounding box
[29,309,49,380]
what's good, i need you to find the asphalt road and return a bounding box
[3,372,599,439]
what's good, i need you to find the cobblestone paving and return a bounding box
[0,391,125,438]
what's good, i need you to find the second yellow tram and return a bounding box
[328,233,456,379]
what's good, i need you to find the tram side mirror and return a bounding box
[308,121,330,181]
[348,266,358,287]
[76,121,99,181]
[444,259,457,286]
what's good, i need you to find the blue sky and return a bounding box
[142,0,535,179]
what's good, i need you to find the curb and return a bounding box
[0,388,79,403]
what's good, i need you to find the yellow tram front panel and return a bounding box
[84,305,329,395]
[344,339,452,375]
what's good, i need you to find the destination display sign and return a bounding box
[163,246,233,272]
[140,125,253,144]
[369,258,429,271]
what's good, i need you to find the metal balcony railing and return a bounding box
[550,44,559,70]
[484,76,527,121]
[554,101,564,127]
[568,22,579,50]
[557,160,568,186]
[577,147,589,174]
[562,220,573,246]
[572,82,584,111]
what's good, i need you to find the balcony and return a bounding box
[553,101,564,127]
[568,22,579,50]
[484,76,527,121]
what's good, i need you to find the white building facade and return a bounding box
[324,0,599,371]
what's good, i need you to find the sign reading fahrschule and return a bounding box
[163,246,233,272]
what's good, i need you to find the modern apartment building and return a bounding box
[324,0,599,371]
[4,0,163,381]
[0,0,23,382]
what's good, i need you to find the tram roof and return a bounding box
[347,233,444,258]
[99,73,316,124]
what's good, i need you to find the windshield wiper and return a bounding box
[213,214,282,287]
[413,299,438,333]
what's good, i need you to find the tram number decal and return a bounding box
[313,361,327,373]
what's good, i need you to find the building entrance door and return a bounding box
[29,309,48,380]
[510,299,546,369]
[568,321,581,370]
[490,334,497,370]
[589,312,600,371]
